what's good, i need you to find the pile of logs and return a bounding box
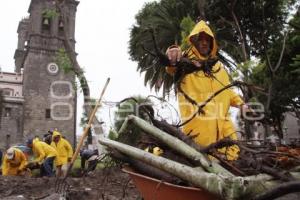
[99,115,300,200]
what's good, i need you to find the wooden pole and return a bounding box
[64,77,110,178]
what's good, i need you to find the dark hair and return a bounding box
[26,138,33,145]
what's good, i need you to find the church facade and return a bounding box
[0,0,79,149]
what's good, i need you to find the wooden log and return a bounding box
[110,150,185,185]
[253,181,300,200]
[124,115,233,177]
[151,119,203,152]
[99,137,226,198]
[99,137,298,199]
[112,115,300,199]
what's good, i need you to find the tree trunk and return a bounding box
[120,115,234,177]
[99,137,225,198]
[253,181,300,200]
[99,137,299,199]
[55,1,104,137]
[111,150,185,185]
[197,0,206,21]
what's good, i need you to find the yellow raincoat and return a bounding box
[32,138,57,164]
[2,148,27,176]
[50,131,73,166]
[167,21,244,160]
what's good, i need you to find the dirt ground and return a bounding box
[0,167,141,200]
[0,166,299,200]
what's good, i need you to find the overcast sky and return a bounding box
[0,0,179,134]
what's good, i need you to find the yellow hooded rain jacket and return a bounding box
[50,131,73,166]
[167,21,244,159]
[2,148,27,176]
[32,138,57,164]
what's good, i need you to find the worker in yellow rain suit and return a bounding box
[27,138,57,177]
[2,147,27,176]
[166,20,246,160]
[51,131,73,177]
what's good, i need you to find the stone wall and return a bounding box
[0,100,24,150]
[21,0,79,147]
[22,50,76,147]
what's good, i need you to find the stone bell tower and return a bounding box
[21,0,79,146]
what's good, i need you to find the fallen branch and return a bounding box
[99,137,225,198]
[151,119,203,152]
[110,150,184,185]
[202,138,297,181]
[120,115,234,177]
[253,181,300,200]
[99,137,297,200]
[177,81,263,127]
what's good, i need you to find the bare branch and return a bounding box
[264,48,274,74]
[197,0,206,21]
[274,33,288,72]
[54,1,104,134]
[253,181,300,200]
[227,0,248,61]
[177,81,261,127]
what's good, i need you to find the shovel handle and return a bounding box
[65,78,110,178]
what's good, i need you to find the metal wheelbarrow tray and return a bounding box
[122,167,220,200]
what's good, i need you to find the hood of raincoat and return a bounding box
[50,131,73,166]
[32,137,40,144]
[187,20,218,60]
[52,131,62,139]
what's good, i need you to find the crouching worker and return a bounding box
[26,138,57,177]
[80,149,99,173]
[2,147,28,176]
[50,131,73,177]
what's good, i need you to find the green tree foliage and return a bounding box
[129,0,295,88]
[80,98,96,128]
[112,96,154,146]
[129,0,199,94]
[206,0,295,61]
[249,6,300,135]
[129,0,299,136]
[203,1,297,137]
[42,9,59,19]
[56,48,73,73]
[80,98,96,144]
[180,16,196,50]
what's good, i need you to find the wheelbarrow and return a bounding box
[122,167,220,200]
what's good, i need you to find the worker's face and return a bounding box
[196,32,212,56]
[54,136,60,143]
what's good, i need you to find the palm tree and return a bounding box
[129,0,198,95]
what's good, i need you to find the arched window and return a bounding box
[41,17,51,34]
[59,18,64,33]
